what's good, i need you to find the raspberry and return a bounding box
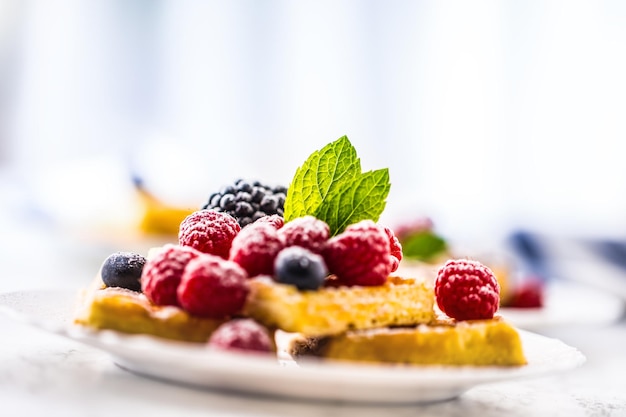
[141,244,201,306]
[507,277,544,308]
[178,210,240,259]
[278,215,330,253]
[322,220,392,286]
[384,226,402,273]
[207,319,274,353]
[435,259,500,321]
[253,214,284,229]
[394,217,434,241]
[229,223,285,277]
[177,254,249,318]
[202,179,287,227]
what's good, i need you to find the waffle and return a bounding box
[74,280,225,343]
[243,275,435,337]
[289,315,527,366]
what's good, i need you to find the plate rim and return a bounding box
[0,289,587,404]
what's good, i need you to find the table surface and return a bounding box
[1,175,626,417]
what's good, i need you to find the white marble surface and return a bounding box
[1,174,626,416]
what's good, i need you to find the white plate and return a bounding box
[500,280,625,332]
[0,290,586,404]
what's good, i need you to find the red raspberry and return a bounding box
[229,223,285,277]
[384,226,402,272]
[253,214,284,229]
[507,277,544,308]
[207,319,274,353]
[435,259,500,321]
[394,217,434,241]
[141,244,201,306]
[322,220,392,286]
[178,210,241,259]
[278,215,330,253]
[177,254,249,318]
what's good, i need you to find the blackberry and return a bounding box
[202,179,287,227]
[101,252,146,292]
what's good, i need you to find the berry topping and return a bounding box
[278,215,330,254]
[202,179,287,228]
[177,254,249,318]
[274,246,328,290]
[207,319,274,353]
[394,216,434,241]
[229,223,286,277]
[178,210,240,259]
[507,277,544,308]
[141,244,201,306]
[253,214,285,229]
[322,220,393,287]
[435,259,500,321]
[101,252,146,292]
[384,226,402,273]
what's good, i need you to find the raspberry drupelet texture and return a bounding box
[178,210,241,259]
[323,220,393,286]
[384,226,403,273]
[278,215,330,254]
[435,259,500,321]
[207,319,274,353]
[229,223,286,277]
[141,244,201,307]
[177,254,249,318]
[253,214,285,229]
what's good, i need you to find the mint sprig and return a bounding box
[283,136,391,236]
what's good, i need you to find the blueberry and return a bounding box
[101,252,146,292]
[274,247,327,290]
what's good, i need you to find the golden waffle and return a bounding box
[290,315,527,366]
[243,275,435,337]
[74,280,225,343]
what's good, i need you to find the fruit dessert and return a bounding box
[75,208,277,352]
[75,135,526,366]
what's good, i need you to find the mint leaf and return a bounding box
[314,168,390,235]
[402,232,448,261]
[283,135,391,236]
[284,136,361,221]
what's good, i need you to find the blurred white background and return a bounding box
[1,0,626,246]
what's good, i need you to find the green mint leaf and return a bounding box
[284,136,361,221]
[314,168,390,235]
[401,232,448,261]
[283,136,391,236]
